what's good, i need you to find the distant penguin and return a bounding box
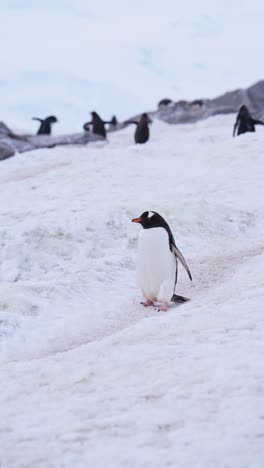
[32,116,58,135]
[190,99,204,111]
[190,99,203,107]
[158,98,172,109]
[109,115,118,130]
[125,113,152,144]
[83,112,112,138]
[233,105,264,137]
[132,211,192,311]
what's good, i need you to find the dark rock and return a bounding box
[0,143,15,161]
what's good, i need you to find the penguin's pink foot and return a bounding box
[157,302,169,312]
[140,300,154,307]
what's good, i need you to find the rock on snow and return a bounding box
[1,116,264,468]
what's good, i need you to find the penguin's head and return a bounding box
[141,113,152,124]
[132,211,166,229]
[46,115,58,123]
[238,105,250,118]
[91,111,101,122]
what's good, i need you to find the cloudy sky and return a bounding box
[0,0,263,130]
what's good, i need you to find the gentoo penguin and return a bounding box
[125,113,152,144]
[190,99,204,111]
[132,211,192,311]
[158,98,172,108]
[233,105,264,137]
[83,111,112,138]
[109,115,118,130]
[32,116,58,135]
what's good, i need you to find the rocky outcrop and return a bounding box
[0,142,15,161]
[117,80,264,128]
[155,80,264,124]
[0,122,104,159]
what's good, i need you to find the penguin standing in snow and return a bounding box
[233,105,264,137]
[83,111,113,138]
[132,211,192,311]
[125,113,152,144]
[109,115,118,129]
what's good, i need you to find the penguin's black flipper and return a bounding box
[32,117,43,123]
[252,118,264,126]
[171,244,192,281]
[83,122,90,132]
[171,294,190,304]
[233,120,238,137]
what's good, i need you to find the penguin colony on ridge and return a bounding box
[132,211,192,312]
[233,105,264,137]
[32,115,58,135]
[29,104,264,141]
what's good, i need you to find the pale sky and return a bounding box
[0,0,263,131]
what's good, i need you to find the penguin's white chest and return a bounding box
[136,227,176,302]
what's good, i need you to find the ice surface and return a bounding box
[1,115,264,467]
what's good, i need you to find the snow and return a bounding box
[1,115,264,467]
[0,1,264,131]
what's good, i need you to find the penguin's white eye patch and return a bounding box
[148,212,155,219]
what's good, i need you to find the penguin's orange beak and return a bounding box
[132,217,142,223]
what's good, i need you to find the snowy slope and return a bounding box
[1,116,264,467]
[1,1,264,131]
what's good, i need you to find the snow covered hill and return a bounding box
[1,116,264,467]
[1,1,264,131]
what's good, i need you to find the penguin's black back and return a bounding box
[33,115,58,135]
[135,113,150,144]
[235,105,255,136]
[91,112,107,138]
